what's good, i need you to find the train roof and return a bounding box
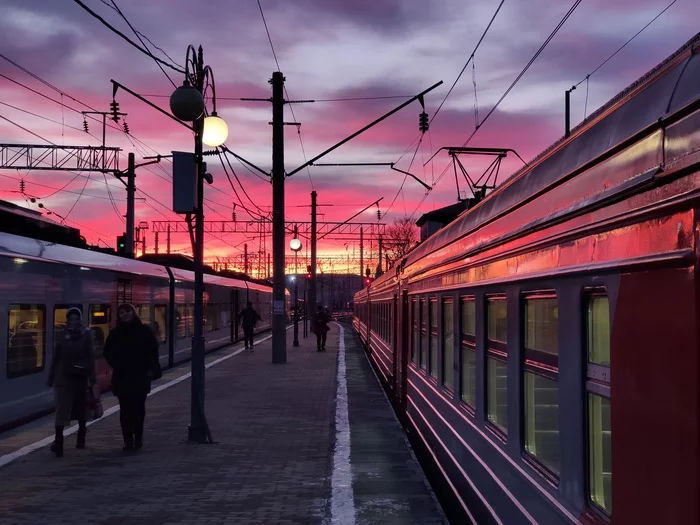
[403,32,700,271]
[0,230,171,278]
[0,231,273,290]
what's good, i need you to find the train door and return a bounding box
[231,289,239,342]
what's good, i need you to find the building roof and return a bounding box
[415,200,468,227]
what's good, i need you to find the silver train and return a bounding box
[0,231,281,430]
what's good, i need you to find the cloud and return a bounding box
[0,0,698,264]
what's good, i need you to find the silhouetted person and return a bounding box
[47,308,96,457]
[312,305,331,352]
[238,301,261,351]
[104,303,161,452]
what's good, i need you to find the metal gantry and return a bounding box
[0,144,121,173]
[150,220,386,239]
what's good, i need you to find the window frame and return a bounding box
[460,295,476,410]
[441,296,455,392]
[7,303,47,378]
[485,294,508,435]
[428,297,438,380]
[420,299,427,370]
[584,289,612,519]
[521,291,561,481]
[411,299,419,365]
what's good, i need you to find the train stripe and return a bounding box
[409,370,576,522]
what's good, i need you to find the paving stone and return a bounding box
[0,323,448,524]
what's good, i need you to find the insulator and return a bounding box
[19,179,25,193]
[82,118,89,133]
[377,209,381,220]
[110,100,121,122]
[419,111,429,133]
[123,121,130,134]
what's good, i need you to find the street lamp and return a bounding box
[290,228,302,347]
[169,45,227,444]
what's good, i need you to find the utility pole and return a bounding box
[271,70,286,364]
[360,226,364,278]
[378,234,383,275]
[125,153,136,257]
[310,190,317,313]
[244,243,249,274]
[167,223,171,254]
[154,232,159,254]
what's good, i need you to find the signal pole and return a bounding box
[125,153,136,257]
[271,71,287,364]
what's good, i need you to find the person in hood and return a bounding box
[238,301,261,351]
[47,307,96,457]
[104,304,162,451]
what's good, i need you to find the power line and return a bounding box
[257,0,281,72]
[71,0,186,74]
[460,0,582,149]
[141,93,413,102]
[255,0,315,190]
[108,0,178,88]
[573,0,678,88]
[431,0,505,125]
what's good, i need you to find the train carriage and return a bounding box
[0,230,274,430]
[355,34,700,524]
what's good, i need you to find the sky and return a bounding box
[0,0,698,276]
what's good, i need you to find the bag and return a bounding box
[86,384,103,420]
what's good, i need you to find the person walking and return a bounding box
[47,307,96,457]
[238,301,261,351]
[104,304,161,452]
[312,305,331,352]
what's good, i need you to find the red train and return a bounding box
[354,34,700,524]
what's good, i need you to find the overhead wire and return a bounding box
[256,0,315,190]
[458,0,583,149]
[108,0,178,88]
[71,0,185,74]
[572,0,678,89]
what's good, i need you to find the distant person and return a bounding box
[47,308,96,457]
[104,304,162,452]
[238,301,261,351]
[312,305,331,352]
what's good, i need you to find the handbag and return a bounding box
[86,384,104,420]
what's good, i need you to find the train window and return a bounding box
[587,296,610,366]
[88,304,111,357]
[586,293,611,516]
[136,305,151,324]
[54,305,83,333]
[460,297,476,408]
[420,300,427,370]
[429,299,438,380]
[442,298,454,391]
[411,300,419,364]
[486,296,507,433]
[154,305,167,344]
[523,294,560,476]
[7,304,46,378]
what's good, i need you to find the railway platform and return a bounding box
[0,323,446,525]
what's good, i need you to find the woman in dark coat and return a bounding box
[47,307,96,457]
[104,303,161,451]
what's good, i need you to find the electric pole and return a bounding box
[271,70,286,364]
[125,153,136,257]
[310,190,317,313]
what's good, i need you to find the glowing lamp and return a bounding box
[202,113,228,147]
[170,80,204,121]
[289,238,302,252]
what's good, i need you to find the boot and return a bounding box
[50,426,64,457]
[76,422,87,449]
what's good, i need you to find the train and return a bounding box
[354,34,700,525]
[0,230,285,430]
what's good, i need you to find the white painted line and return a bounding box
[330,323,356,525]
[0,328,287,470]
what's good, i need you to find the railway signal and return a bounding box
[116,234,126,254]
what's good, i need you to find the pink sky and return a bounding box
[1,0,698,275]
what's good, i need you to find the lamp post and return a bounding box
[290,229,302,347]
[169,45,228,444]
